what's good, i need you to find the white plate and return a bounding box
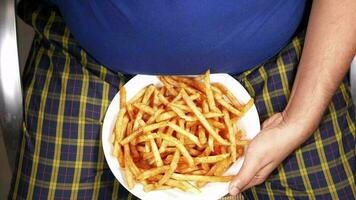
[102,74,260,200]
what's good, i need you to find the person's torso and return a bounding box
[50,0,307,75]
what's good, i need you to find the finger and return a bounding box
[240,175,265,192]
[241,162,275,192]
[229,155,262,195]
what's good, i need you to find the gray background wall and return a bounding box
[351,58,356,101]
[0,17,34,199]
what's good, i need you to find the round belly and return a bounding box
[57,0,306,74]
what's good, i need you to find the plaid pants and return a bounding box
[10,1,356,199]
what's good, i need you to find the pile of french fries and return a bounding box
[112,71,253,192]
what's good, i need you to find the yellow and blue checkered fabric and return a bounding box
[10,1,355,199]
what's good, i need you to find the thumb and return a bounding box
[229,155,260,195]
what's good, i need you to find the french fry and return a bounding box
[196,164,218,188]
[188,148,202,156]
[119,116,129,142]
[191,170,208,175]
[171,173,233,182]
[203,70,219,112]
[189,93,201,101]
[202,100,209,113]
[242,98,254,114]
[110,133,116,144]
[124,161,135,189]
[132,111,143,131]
[142,183,154,192]
[235,128,245,140]
[138,133,194,167]
[169,104,196,122]
[128,158,141,178]
[181,89,229,146]
[156,111,177,122]
[115,107,127,139]
[171,91,182,103]
[169,103,191,113]
[177,119,186,144]
[134,103,155,115]
[118,145,125,168]
[120,87,126,109]
[157,91,170,105]
[142,85,156,104]
[159,76,178,96]
[156,127,165,147]
[126,104,135,121]
[161,76,180,86]
[167,122,201,147]
[128,85,148,104]
[193,153,230,164]
[212,83,243,110]
[158,119,176,151]
[144,141,150,153]
[204,112,224,118]
[236,140,250,146]
[162,76,200,96]
[150,138,163,167]
[162,76,200,97]
[146,108,165,124]
[171,76,205,92]
[208,134,214,152]
[177,166,200,174]
[223,109,236,161]
[185,121,200,129]
[164,147,177,152]
[143,184,172,192]
[199,146,212,157]
[211,85,222,95]
[198,125,207,145]
[207,119,226,130]
[113,141,120,157]
[142,121,167,132]
[165,179,189,192]
[214,157,232,176]
[146,174,164,183]
[123,144,136,189]
[137,166,170,181]
[215,93,242,117]
[120,129,143,145]
[201,163,210,172]
[158,150,180,185]
[153,89,160,106]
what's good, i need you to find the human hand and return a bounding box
[229,112,304,195]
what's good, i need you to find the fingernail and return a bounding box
[229,183,240,195]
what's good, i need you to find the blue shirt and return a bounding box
[51,1,306,75]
